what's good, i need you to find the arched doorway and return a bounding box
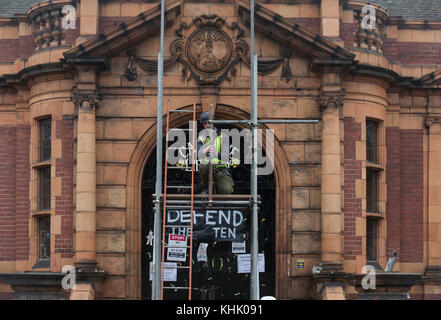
[125,104,292,300]
[141,121,276,300]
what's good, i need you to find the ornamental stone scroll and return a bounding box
[318,92,345,110]
[73,93,100,113]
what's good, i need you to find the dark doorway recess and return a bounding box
[141,123,275,300]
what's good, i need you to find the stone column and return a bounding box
[73,92,99,269]
[319,91,344,272]
[424,117,441,296]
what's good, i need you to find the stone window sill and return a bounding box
[32,160,51,168]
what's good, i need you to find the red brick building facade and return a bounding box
[0,0,440,300]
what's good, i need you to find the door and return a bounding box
[141,123,275,300]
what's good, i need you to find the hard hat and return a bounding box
[200,112,210,123]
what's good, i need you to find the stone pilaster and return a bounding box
[425,116,441,267]
[320,0,340,38]
[76,0,99,45]
[423,117,441,297]
[73,91,99,270]
[319,91,345,272]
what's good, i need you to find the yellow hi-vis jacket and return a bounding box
[198,131,227,168]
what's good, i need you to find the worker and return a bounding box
[197,112,235,194]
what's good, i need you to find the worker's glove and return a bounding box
[176,159,186,168]
[230,157,240,168]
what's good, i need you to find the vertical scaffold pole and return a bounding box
[152,0,165,300]
[250,0,260,301]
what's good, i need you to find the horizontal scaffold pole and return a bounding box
[209,119,319,125]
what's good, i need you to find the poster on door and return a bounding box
[166,209,248,241]
[237,253,265,274]
[167,247,187,262]
[149,262,177,281]
[168,234,187,247]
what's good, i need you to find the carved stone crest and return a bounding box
[185,26,233,74]
[125,14,294,86]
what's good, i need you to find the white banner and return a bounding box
[237,253,265,274]
[149,262,177,282]
[167,247,187,262]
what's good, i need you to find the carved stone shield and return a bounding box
[185,26,233,74]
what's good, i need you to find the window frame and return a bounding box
[37,165,51,212]
[39,117,52,162]
[366,217,379,264]
[33,215,51,269]
[31,115,53,270]
[366,168,379,213]
[366,119,378,164]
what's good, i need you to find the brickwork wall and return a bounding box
[291,18,320,35]
[382,38,398,62]
[0,39,19,62]
[386,127,401,260]
[383,40,441,65]
[340,21,358,49]
[343,117,362,260]
[54,118,74,258]
[399,129,424,263]
[18,36,35,60]
[0,127,16,261]
[15,125,30,261]
[100,17,130,34]
[64,18,81,46]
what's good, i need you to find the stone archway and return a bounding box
[125,104,292,299]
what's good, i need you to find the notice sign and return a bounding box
[232,241,246,253]
[166,209,248,241]
[237,253,265,274]
[296,259,305,269]
[167,247,187,262]
[168,234,187,247]
[149,262,177,282]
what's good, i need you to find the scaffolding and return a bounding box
[151,0,319,300]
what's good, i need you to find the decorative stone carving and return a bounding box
[28,0,75,50]
[319,92,345,109]
[349,5,388,53]
[73,93,100,112]
[425,116,441,128]
[126,14,294,86]
[124,53,138,81]
[186,27,233,74]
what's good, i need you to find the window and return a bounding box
[32,117,52,269]
[366,120,378,164]
[32,215,51,269]
[39,118,51,161]
[38,166,51,211]
[366,169,378,213]
[38,216,50,261]
[366,218,378,262]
